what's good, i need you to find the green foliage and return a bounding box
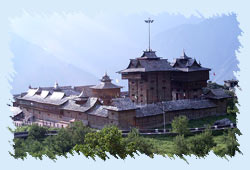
[187,129,215,157]
[124,128,154,158]
[9,138,27,160]
[173,135,189,158]
[53,128,74,157]
[10,121,90,160]
[74,125,126,160]
[171,115,189,135]
[14,125,32,132]
[226,91,239,114]
[28,124,48,140]
[10,122,241,161]
[213,128,242,157]
[67,121,92,145]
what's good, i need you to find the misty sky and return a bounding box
[9,12,241,93]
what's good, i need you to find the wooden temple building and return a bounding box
[11,49,231,130]
[10,17,231,130]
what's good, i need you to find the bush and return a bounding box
[124,128,154,158]
[187,129,215,157]
[173,135,189,158]
[74,125,126,160]
[171,115,189,136]
[28,124,48,141]
[213,128,242,157]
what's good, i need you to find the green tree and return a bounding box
[74,126,126,160]
[124,128,154,158]
[68,121,91,145]
[53,127,74,157]
[226,90,239,114]
[213,128,242,157]
[9,138,27,160]
[187,129,215,157]
[171,115,189,136]
[173,135,189,158]
[28,124,48,141]
[41,136,58,160]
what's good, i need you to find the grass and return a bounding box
[144,135,175,156]
[143,130,234,158]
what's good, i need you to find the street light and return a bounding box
[162,101,166,133]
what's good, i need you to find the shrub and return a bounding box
[171,115,189,136]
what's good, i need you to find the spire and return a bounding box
[101,72,112,83]
[145,17,154,51]
[54,81,58,89]
[182,48,187,58]
[181,48,189,59]
[54,81,61,91]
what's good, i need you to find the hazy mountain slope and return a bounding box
[153,13,241,84]
[10,33,98,94]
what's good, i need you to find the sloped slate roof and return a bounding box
[205,88,231,99]
[16,85,82,106]
[162,99,217,111]
[73,85,94,97]
[87,105,108,117]
[118,50,176,73]
[136,99,217,117]
[90,82,122,89]
[139,51,160,59]
[28,86,80,97]
[19,93,70,105]
[61,97,98,112]
[103,97,138,111]
[171,52,210,72]
[10,106,23,116]
[119,59,175,73]
[136,104,163,117]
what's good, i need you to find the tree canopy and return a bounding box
[171,115,190,136]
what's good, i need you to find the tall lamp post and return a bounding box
[162,101,166,133]
[144,18,154,51]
